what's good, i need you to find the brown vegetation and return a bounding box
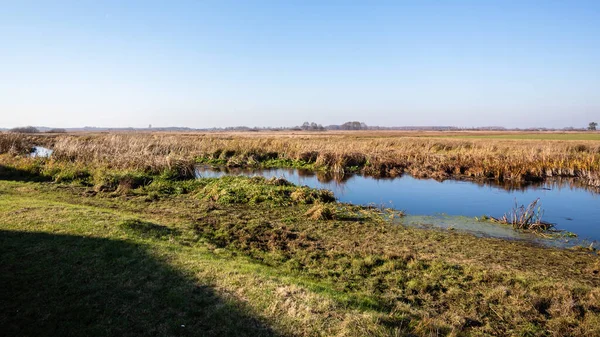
[0,133,39,154]
[2,131,600,186]
[490,198,555,233]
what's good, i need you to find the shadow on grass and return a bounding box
[0,164,51,183]
[120,219,182,239]
[0,230,283,337]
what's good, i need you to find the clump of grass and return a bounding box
[491,198,555,232]
[304,203,336,220]
[0,155,46,180]
[93,170,153,193]
[145,177,203,196]
[198,176,335,206]
[41,161,91,184]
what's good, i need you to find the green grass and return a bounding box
[0,182,341,337]
[196,157,319,171]
[197,175,334,205]
[1,169,600,336]
[0,193,277,337]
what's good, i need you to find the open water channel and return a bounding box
[196,165,600,247]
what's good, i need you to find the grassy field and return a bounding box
[1,150,600,336]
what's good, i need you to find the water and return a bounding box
[29,146,53,158]
[195,166,600,246]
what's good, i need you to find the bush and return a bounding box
[9,126,39,134]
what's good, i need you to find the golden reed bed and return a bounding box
[2,131,600,186]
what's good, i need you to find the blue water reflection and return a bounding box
[195,166,600,243]
[29,146,53,158]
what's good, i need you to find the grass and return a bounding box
[198,176,335,206]
[0,231,279,337]
[1,155,600,336]
[3,130,600,187]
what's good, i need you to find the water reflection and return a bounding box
[295,168,352,183]
[467,177,598,194]
[195,165,600,245]
[197,165,598,194]
[29,146,53,158]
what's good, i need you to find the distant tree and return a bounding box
[46,128,67,133]
[9,126,39,134]
[341,121,367,130]
[588,122,598,131]
[300,122,325,131]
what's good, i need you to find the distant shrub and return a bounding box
[9,126,39,134]
[46,128,67,134]
[300,122,326,131]
[340,121,368,130]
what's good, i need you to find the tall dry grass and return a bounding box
[0,133,39,154]
[2,132,600,185]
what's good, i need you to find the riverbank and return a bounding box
[1,162,599,336]
[194,165,600,244]
[3,131,600,187]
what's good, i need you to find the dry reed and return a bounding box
[2,132,600,186]
[491,198,555,232]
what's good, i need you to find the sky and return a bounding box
[1,0,599,129]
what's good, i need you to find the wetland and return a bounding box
[1,131,600,336]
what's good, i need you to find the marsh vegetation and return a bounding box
[5,131,600,186]
[1,131,600,336]
[489,199,555,233]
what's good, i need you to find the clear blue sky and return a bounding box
[1,1,599,128]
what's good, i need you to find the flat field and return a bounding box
[420,132,600,141]
[1,131,600,336]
